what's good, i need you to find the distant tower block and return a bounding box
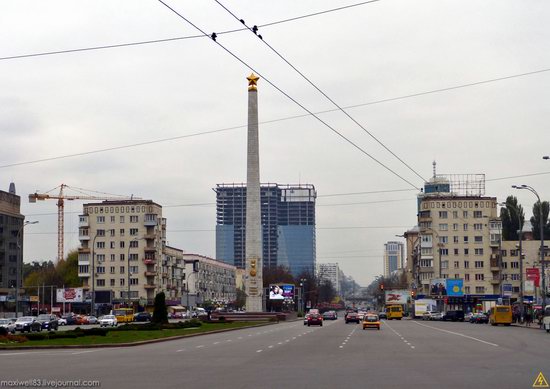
[245,73,263,312]
[9,182,16,195]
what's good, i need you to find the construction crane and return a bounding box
[29,184,139,262]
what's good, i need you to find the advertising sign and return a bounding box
[384,290,410,305]
[446,279,464,297]
[269,284,295,300]
[56,288,83,303]
[30,296,39,302]
[502,283,513,297]
[414,299,437,317]
[430,278,448,296]
[526,268,540,287]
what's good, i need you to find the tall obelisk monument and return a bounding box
[245,73,263,312]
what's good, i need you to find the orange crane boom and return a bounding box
[29,184,140,261]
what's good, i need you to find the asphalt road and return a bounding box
[1,319,549,389]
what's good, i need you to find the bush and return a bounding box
[0,334,27,344]
[0,327,8,336]
[25,333,49,341]
[297,311,304,318]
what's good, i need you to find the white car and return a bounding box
[58,318,67,326]
[0,318,16,334]
[543,305,550,333]
[98,315,118,327]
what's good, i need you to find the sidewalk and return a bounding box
[511,322,544,330]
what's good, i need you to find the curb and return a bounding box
[511,324,545,331]
[0,321,279,350]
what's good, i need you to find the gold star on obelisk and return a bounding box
[247,73,259,91]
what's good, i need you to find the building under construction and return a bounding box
[214,183,316,276]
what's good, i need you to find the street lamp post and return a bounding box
[16,221,39,318]
[512,185,546,308]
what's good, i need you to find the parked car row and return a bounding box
[421,310,465,322]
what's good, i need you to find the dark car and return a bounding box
[442,310,465,322]
[36,314,59,331]
[307,313,323,326]
[134,312,152,322]
[322,311,337,320]
[14,316,42,333]
[61,314,78,325]
[378,311,387,319]
[345,312,360,324]
[470,313,489,324]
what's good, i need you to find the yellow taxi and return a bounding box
[362,313,381,330]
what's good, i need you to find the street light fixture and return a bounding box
[16,220,39,318]
[512,184,546,308]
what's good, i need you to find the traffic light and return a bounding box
[380,283,384,291]
[411,290,416,298]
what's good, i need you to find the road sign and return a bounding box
[533,372,549,388]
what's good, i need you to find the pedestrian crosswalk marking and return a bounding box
[533,372,549,388]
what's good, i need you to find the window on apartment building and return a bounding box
[439,236,448,244]
[439,211,448,219]
[463,224,468,231]
[474,223,483,230]
[120,216,125,223]
[110,266,115,274]
[452,224,459,231]
[502,274,508,281]
[464,274,470,281]
[120,229,125,237]
[97,216,105,224]
[97,279,105,287]
[96,266,105,274]
[119,241,125,249]
[97,229,105,236]
[110,254,116,262]
[453,236,459,244]
[502,262,508,269]
[511,261,519,269]
[463,211,468,218]
[454,274,460,279]
[512,286,520,293]
[464,286,471,294]
[463,236,469,243]
[511,274,520,281]
[421,248,432,256]
[441,260,449,269]
[96,254,105,262]
[439,224,448,231]
[120,266,125,274]
[475,274,484,281]
[96,241,105,249]
[510,249,517,256]
[464,248,469,255]
[120,254,125,261]
[440,248,449,256]
[501,250,507,257]
[120,279,125,286]
[475,286,485,294]
[454,261,459,268]
[454,248,459,255]
[110,242,115,249]
[110,279,115,287]
[473,211,483,218]
[130,228,138,236]
[474,236,483,243]
[110,216,115,223]
[130,266,139,274]
[475,248,484,255]
[453,211,458,218]
[129,254,139,261]
[475,261,484,268]
[130,240,139,248]
[130,216,139,223]
[464,260,470,268]
[110,229,115,237]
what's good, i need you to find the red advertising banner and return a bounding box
[526,268,540,287]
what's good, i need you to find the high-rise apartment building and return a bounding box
[317,263,340,294]
[78,200,166,307]
[0,183,24,293]
[215,183,316,276]
[383,241,404,278]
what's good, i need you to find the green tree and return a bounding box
[262,265,295,287]
[56,250,81,287]
[235,288,246,308]
[500,195,524,241]
[152,292,168,324]
[318,280,336,303]
[530,201,550,240]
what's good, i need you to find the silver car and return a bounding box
[0,318,16,334]
[99,315,118,327]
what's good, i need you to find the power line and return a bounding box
[486,171,550,182]
[214,0,425,183]
[0,1,380,62]
[317,198,414,207]
[318,188,415,197]
[156,0,421,190]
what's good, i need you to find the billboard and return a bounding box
[56,288,84,303]
[446,279,464,297]
[526,268,540,287]
[502,283,512,297]
[385,290,410,305]
[414,299,437,317]
[430,278,448,296]
[269,284,295,300]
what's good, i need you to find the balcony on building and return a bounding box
[144,271,155,277]
[143,233,155,240]
[144,246,156,253]
[78,270,90,277]
[79,229,90,241]
[79,215,89,228]
[143,257,157,265]
[418,210,431,221]
[144,214,157,227]
[490,278,500,285]
[419,266,434,273]
[144,284,156,289]
[78,247,91,254]
[490,256,500,271]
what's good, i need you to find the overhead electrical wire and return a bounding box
[0,0,380,62]
[156,0,421,190]
[214,0,426,182]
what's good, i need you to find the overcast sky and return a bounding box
[1,0,549,286]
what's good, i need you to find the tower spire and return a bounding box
[432,160,437,179]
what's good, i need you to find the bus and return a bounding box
[112,308,134,323]
[489,305,512,326]
[386,305,403,320]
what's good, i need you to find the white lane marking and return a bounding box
[196,345,204,349]
[339,346,344,349]
[268,345,274,349]
[71,350,98,355]
[256,349,263,353]
[411,346,415,349]
[413,321,499,347]
[292,337,296,340]
[248,335,253,337]
[176,349,185,353]
[213,341,220,345]
[238,337,243,340]
[383,319,416,350]
[278,342,283,345]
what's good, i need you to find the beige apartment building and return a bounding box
[78,200,166,307]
